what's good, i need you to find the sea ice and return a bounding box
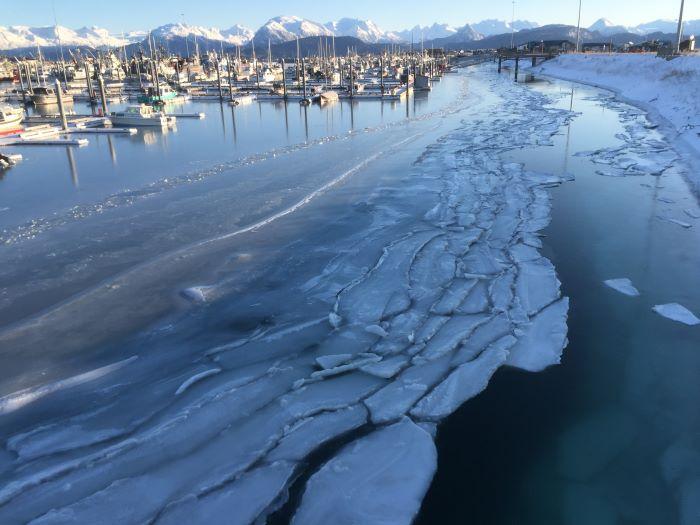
[267,405,368,462]
[410,338,513,421]
[291,419,436,525]
[652,304,700,326]
[157,461,296,525]
[515,257,561,315]
[507,298,569,372]
[657,215,692,229]
[603,278,640,297]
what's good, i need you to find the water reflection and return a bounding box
[219,103,226,138]
[302,104,309,141]
[1,74,459,228]
[230,105,238,144]
[65,146,78,187]
[31,102,75,117]
[107,135,117,166]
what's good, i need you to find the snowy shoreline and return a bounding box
[532,54,700,196]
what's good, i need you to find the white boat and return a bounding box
[313,91,339,104]
[110,104,175,127]
[0,105,23,133]
[30,86,74,106]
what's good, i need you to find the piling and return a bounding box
[498,56,502,73]
[54,78,68,131]
[25,63,34,92]
[380,54,384,96]
[84,62,95,103]
[281,59,287,100]
[349,56,354,98]
[514,57,520,82]
[532,56,536,67]
[227,55,234,101]
[16,61,27,104]
[216,59,223,101]
[301,58,308,104]
[97,74,109,115]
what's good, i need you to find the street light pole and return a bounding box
[676,0,685,54]
[576,0,583,52]
[510,1,516,49]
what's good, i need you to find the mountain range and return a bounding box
[0,16,697,52]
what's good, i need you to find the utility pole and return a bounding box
[510,1,516,49]
[576,0,583,52]
[676,0,685,54]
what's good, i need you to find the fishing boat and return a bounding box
[313,91,339,105]
[0,105,23,134]
[414,74,432,92]
[29,86,74,106]
[110,104,175,127]
[137,83,178,104]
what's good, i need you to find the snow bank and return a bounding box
[535,54,700,192]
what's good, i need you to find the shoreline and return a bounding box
[530,55,700,198]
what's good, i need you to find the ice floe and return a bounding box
[603,278,640,297]
[291,419,436,525]
[652,304,700,326]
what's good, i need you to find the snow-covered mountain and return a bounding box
[150,23,253,46]
[324,18,402,43]
[253,16,332,45]
[633,19,678,35]
[588,18,631,36]
[432,24,484,44]
[0,25,131,50]
[396,23,458,42]
[2,17,698,53]
[471,19,539,36]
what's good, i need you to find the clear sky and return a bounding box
[4,0,697,33]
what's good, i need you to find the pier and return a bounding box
[497,51,558,81]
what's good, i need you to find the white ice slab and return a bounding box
[157,461,296,525]
[410,337,514,421]
[603,278,640,297]
[507,298,569,372]
[652,304,700,326]
[291,419,436,525]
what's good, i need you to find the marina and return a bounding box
[0,3,699,525]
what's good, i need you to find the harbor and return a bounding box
[1,3,699,525]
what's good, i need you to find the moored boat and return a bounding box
[110,104,175,127]
[0,105,24,134]
[137,84,178,104]
[29,86,74,106]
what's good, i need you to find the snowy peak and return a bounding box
[0,24,131,50]
[471,19,539,37]
[447,24,484,43]
[588,18,630,36]
[396,24,458,42]
[324,18,402,43]
[253,16,333,45]
[150,23,253,46]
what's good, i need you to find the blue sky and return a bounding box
[4,0,697,32]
